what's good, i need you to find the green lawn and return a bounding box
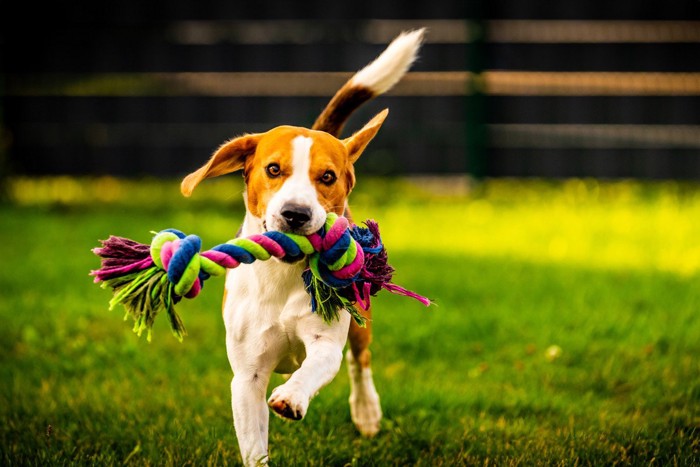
[1,176,699,465]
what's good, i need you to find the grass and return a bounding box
[1,176,699,465]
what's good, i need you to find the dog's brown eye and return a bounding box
[266,163,281,178]
[320,170,337,185]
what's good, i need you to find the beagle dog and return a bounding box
[180,29,424,466]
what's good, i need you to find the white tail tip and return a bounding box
[351,28,426,95]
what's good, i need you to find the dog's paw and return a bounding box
[346,350,382,436]
[268,384,309,421]
[349,389,382,436]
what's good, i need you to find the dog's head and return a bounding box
[181,109,387,235]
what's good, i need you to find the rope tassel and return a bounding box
[91,213,431,341]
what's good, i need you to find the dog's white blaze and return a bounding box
[265,135,325,233]
[290,135,313,185]
[280,136,315,206]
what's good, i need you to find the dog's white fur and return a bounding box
[182,29,424,465]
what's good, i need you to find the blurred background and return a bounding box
[2,1,699,182]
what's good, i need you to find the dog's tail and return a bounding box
[312,28,425,137]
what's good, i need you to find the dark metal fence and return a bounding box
[2,2,699,179]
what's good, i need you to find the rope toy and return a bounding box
[91,213,430,341]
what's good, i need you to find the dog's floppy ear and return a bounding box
[343,108,389,163]
[181,133,262,197]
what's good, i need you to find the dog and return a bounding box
[180,29,425,466]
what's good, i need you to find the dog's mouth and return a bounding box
[265,209,325,236]
[272,223,320,236]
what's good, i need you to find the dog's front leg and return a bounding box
[231,370,272,466]
[268,314,351,420]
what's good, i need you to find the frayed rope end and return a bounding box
[92,237,187,342]
[303,270,367,327]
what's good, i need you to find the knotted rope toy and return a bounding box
[91,213,430,341]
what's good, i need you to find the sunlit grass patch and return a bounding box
[351,177,700,276]
[8,175,247,210]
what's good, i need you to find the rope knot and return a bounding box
[308,213,364,289]
[151,230,210,299]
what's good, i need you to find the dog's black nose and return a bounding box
[281,205,312,230]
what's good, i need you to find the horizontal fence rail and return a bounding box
[490,125,700,149]
[7,71,700,97]
[16,122,700,150]
[167,19,700,44]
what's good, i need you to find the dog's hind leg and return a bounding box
[346,307,382,436]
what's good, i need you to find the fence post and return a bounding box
[465,14,487,179]
[0,75,8,202]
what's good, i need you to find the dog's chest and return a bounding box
[224,259,312,371]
